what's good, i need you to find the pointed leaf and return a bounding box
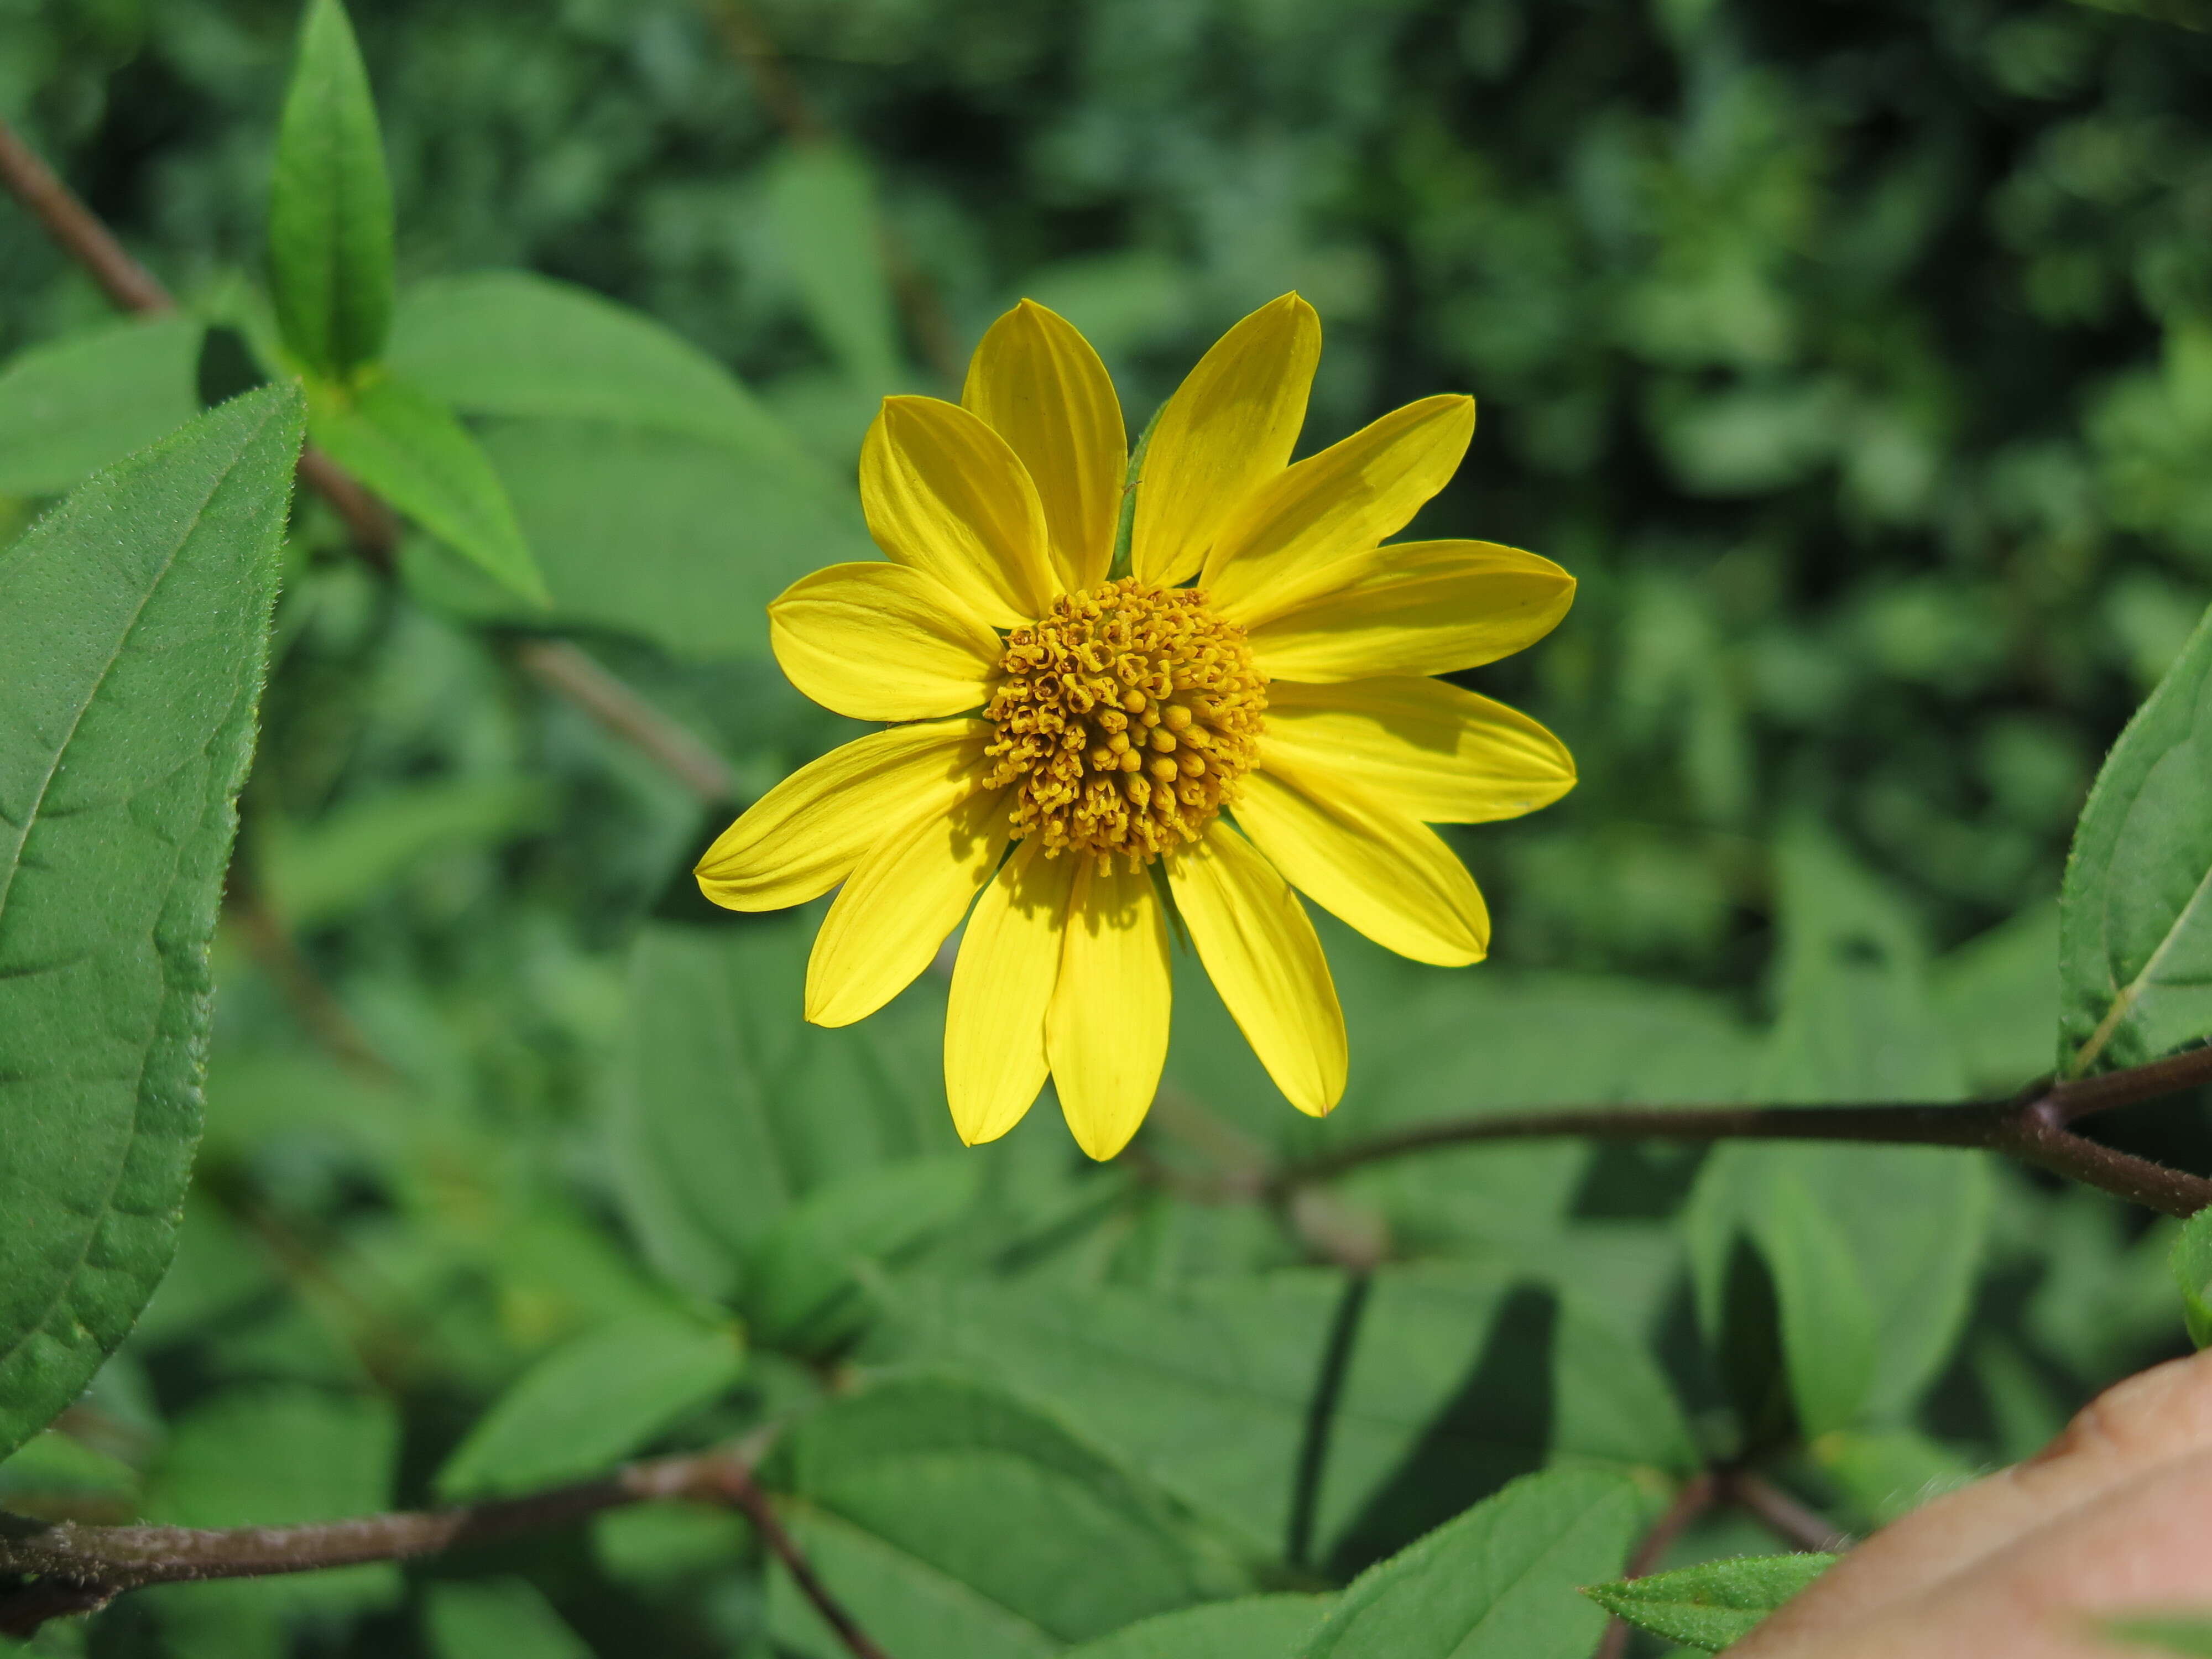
[269,0,394,378]
[0,385,302,1460]
[1582,1553,1837,1653]
[309,374,546,602]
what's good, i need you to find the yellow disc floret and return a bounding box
[984,578,1266,866]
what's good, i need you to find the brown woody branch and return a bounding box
[0,1445,887,1658]
[1276,1046,2212,1218]
[0,114,734,807]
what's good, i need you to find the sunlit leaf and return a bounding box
[1582,1553,1837,1653]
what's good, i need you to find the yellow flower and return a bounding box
[696,294,1576,1160]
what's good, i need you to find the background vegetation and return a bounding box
[7,0,2212,1654]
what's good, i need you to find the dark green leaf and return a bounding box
[767,1373,1245,1659]
[2170,1207,2212,1349]
[744,1156,981,1355]
[424,1579,593,1659]
[0,384,303,1460]
[609,920,948,1301]
[388,270,820,472]
[307,373,546,602]
[1297,1469,1642,1658]
[436,1309,743,1499]
[260,774,551,925]
[1582,1553,1837,1652]
[1809,1426,1975,1528]
[2060,598,2212,1073]
[1061,1597,1334,1659]
[766,140,902,389]
[0,315,205,497]
[268,0,394,379]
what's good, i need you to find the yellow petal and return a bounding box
[806,786,1010,1027]
[695,719,987,911]
[1046,858,1171,1160]
[1165,821,1345,1115]
[1204,395,1475,622]
[962,300,1126,593]
[1232,767,1489,967]
[860,395,1059,626]
[1132,294,1320,588]
[1245,540,1574,682]
[1260,677,1575,823]
[769,562,1003,722]
[943,840,1078,1144]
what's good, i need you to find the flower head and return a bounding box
[697,294,1576,1159]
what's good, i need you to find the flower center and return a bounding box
[984,578,1266,866]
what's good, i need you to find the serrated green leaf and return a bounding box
[2061,599,2212,1073]
[435,1308,743,1500]
[1061,1596,1334,1659]
[1297,1469,1642,1659]
[269,0,393,379]
[424,1579,592,1659]
[387,270,821,474]
[0,384,302,1461]
[745,1156,981,1355]
[307,373,546,602]
[609,920,947,1301]
[1582,1553,1837,1652]
[766,140,903,389]
[2104,1616,2212,1656]
[766,1373,1245,1659]
[2169,1207,2212,1348]
[0,315,205,497]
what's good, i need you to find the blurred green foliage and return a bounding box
[7,0,2212,1655]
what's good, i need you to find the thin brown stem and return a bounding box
[1280,1071,2212,1218]
[1594,1471,1719,1659]
[0,118,170,313]
[1724,1470,1851,1555]
[0,1447,886,1658]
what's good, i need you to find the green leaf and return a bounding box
[1688,829,1989,1436]
[0,384,303,1461]
[260,774,551,925]
[766,1373,1244,1659]
[418,417,870,660]
[145,1382,400,1622]
[1582,1553,1837,1653]
[2104,1616,2212,1656]
[2169,1207,2212,1348]
[1809,1426,1975,1528]
[609,920,947,1301]
[0,315,206,497]
[2060,598,2212,1073]
[766,139,903,389]
[387,270,821,474]
[1060,1597,1335,1659]
[744,1156,982,1355]
[307,373,547,602]
[901,1261,1694,1569]
[424,1579,593,1659]
[268,0,393,379]
[1296,1469,1642,1659]
[1931,900,2059,1095]
[435,1308,743,1499]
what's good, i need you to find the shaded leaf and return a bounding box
[309,374,545,601]
[2060,598,2212,1073]
[269,0,393,378]
[1582,1553,1837,1653]
[2170,1207,2212,1349]
[767,140,902,389]
[0,385,302,1460]
[436,1309,743,1499]
[1297,1469,1641,1658]
[424,1579,593,1659]
[0,315,205,497]
[767,1373,1244,1659]
[1060,1596,1334,1659]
